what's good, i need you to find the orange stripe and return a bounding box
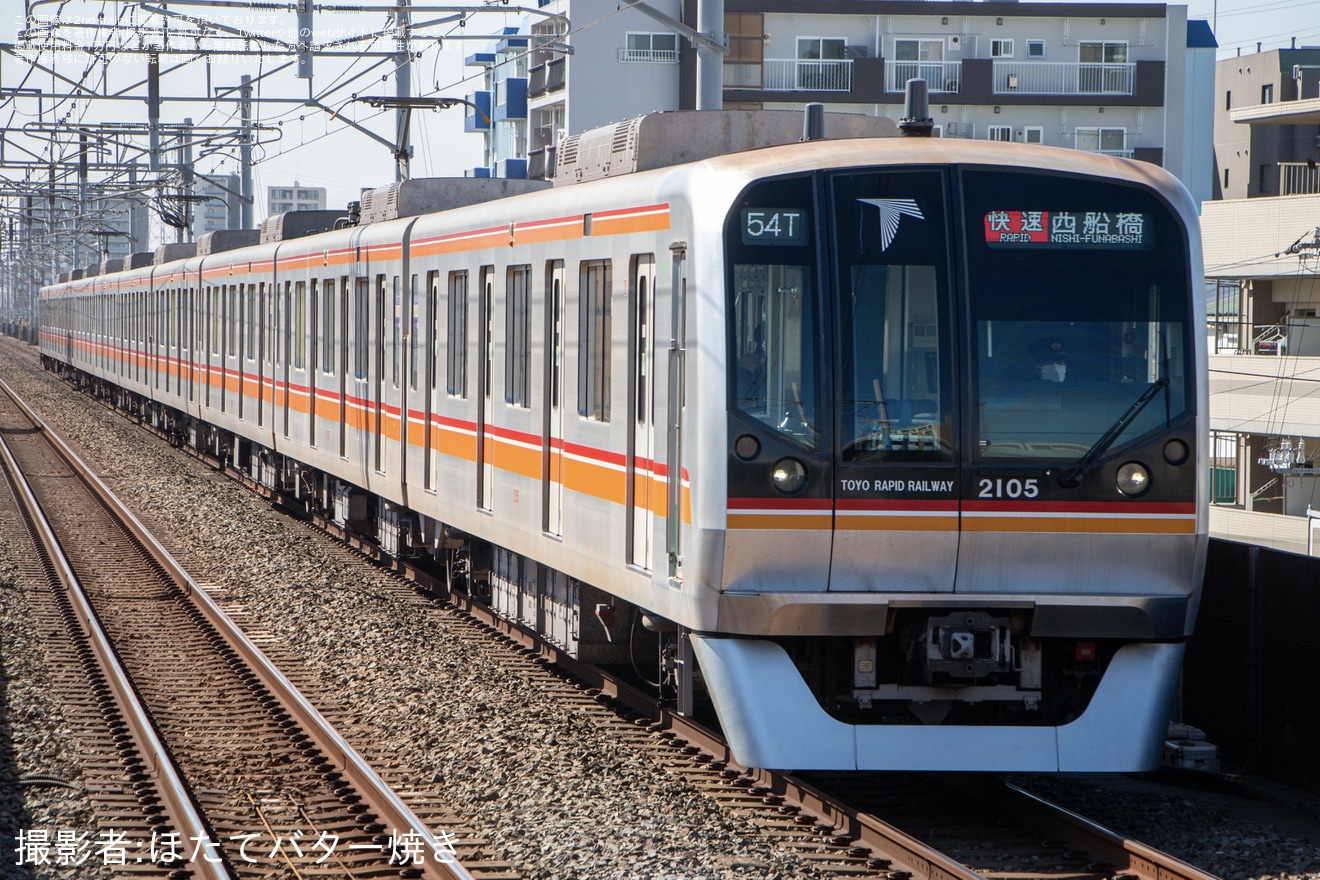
[963,516,1195,534]
[836,515,959,532]
[727,514,831,531]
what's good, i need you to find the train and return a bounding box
[38,108,1206,772]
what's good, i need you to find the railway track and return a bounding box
[0,374,496,880]
[1,337,1227,880]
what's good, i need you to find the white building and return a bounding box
[486,1,1219,199]
[1202,45,1320,555]
[267,182,327,214]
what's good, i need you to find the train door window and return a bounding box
[578,260,612,422]
[211,287,221,356]
[245,285,257,361]
[447,271,469,398]
[410,274,420,391]
[506,265,531,407]
[427,271,440,391]
[294,280,307,370]
[831,170,953,461]
[391,275,401,389]
[354,278,369,379]
[726,175,819,449]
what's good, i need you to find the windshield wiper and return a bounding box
[1059,375,1169,487]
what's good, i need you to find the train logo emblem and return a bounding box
[858,198,924,251]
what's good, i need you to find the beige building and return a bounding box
[1203,45,1320,555]
[266,182,327,215]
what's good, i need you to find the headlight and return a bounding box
[1116,462,1150,496]
[771,458,807,494]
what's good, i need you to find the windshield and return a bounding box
[962,170,1192,461]
[831,169,953,462]
[726,175,821,450]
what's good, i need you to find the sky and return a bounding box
[2,0,1319,253]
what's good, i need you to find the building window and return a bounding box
[1026,40,1046,59]
[1225,90,1232,111]
[991,39,1014,58]
[724,12,765,88]
[1261,83,1274,104]
[1223,168,1230,189]
[1078,41,1129,93]
[988,125,1012,141]
[621,32,679,63]
[1075,126,1127,156]
[1023,126,1044,144]
[578,260,611,422]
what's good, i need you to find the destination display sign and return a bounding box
[983,210,1152,249]
[741,208,809,246]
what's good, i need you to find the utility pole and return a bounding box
[181,117,195,242]
[240,75,254,229]
[696,0,724,110]
[395,0,413,181]
[148,50,162,172]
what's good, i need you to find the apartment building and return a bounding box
[473,1,1215,199]
[266,182,327,215]
[194,173,242,235]
[1202,45,1320,554]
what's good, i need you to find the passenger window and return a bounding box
[578,260,611,421]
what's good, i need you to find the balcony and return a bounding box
[546,58,566,94]
[1280,162,1320,196]
[617,48,679,64]
[993,61,1136,96]
[885,61,962,94]
[761,58,853,92]
[493,78,528,122]
[464,91,491,132]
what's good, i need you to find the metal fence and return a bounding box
[992,61,1136,95]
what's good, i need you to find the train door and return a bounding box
[627,255,656,569]
[309,279,320,446]
[374,273,386,473]
[282,281,293,438]
[256,282,268,427]
[477,266,495,511]
[339,276,350,459]
[542,260,565,536]
[826,168,959,593]
[424,271,439,490]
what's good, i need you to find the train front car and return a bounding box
[693,140,1205,772]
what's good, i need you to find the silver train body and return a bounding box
[40,135,1207,771]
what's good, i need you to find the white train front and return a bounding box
[39,115,1207,772]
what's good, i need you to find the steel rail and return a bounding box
[0,381,231,880]
[0,377,475,880]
